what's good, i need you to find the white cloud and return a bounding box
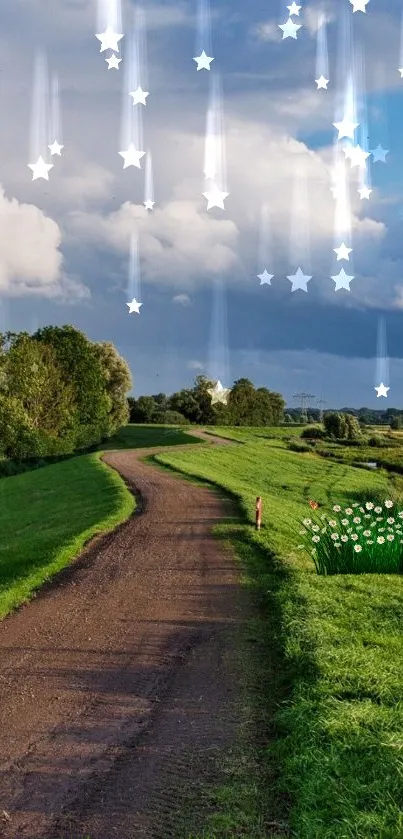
[187,360,204,370]
[0,186,88,299]
[173,293,191,305]
[253,22,280,42]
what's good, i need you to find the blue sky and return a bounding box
[1,0,403,408]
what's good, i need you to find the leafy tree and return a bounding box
[390,416,402,430]
[168,389,200,422]
[324,411,361,440]
[130,395,158,423]
[192,375,217,424]
[92,341,132,434]
[33,325,111,444]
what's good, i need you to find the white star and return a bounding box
[399,68,403,78]
[119,143,146,169]
[202,185,229,210]
[106,53,121,70]
[315,75,329,89]
[287,2,301,14]
[95,26,124,53]
[278,17,302,39]
[370,144,389,162]
[358,185,372,199]
[48,140,64,156]
[333,118,359,139]
[193,50,214,71]
[129,86,149,105]
[28,155,54,181]
[127,298,142,314]
[333,242,352,261]
[207,380,231,406]
[257,269,274,286]
[331,268,354,291]
[348,145,370,168]
[287,267,312,292]
[375,382,389,398]
[350,0,369,11]
[143,199,155,210]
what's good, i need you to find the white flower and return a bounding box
[398,512,403,519]
[371,522,377,528]
[387,517,395,524]
[354,544,362,552]
[387,534,394,542]
[359,507,365,514]
[364,514,371,519]
[331,533,339,540]
[351,533,359,541]
[345,508,353,515]
[333,505,341,512]
[341,535,348,542]
[321,527,327,534]
[341,519,349,526]
[363,530,371,537]
[374,506,382,514]
[328,519,337,527]
[396,524,402,530]
[377,536,385,544]
[312,535,320,543]
[347,527,352,533]
[299,530,306,535]
[388,526,394,532]
[352,502,359,508]
[385,500,394,509]
[303,518,312,527]
[376,517,382,522]
[320,513,326,520]
[367,540,374,545]
[365,502,374,510]
[311,524,320,532]
[334,542,341,548]
[379,528,385,533]
[353,516,361,524]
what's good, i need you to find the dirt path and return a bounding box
[0,431,253,839]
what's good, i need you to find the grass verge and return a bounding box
[148,436,403,838]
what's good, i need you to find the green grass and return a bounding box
[0,424,201,619]
[148,435,403,838]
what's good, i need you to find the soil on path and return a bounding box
[0,431,252,839]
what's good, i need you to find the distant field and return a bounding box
[152,432,403,839]
[0,424,201,619]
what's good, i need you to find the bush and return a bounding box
[154,410,188,425]
[300,426,326,440]
[288,441,311,453]
[368,435,390,448]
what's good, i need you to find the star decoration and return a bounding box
[375,382,389,398]
[350,0,369,11]
[202,185,229,210]
[193,50,214,70]
[28,155,54,181]
[278,17,302,39]
[333,118,359,139]
[287,267,312,292]
[127,298,142,314]
[95,25,124,53]
[106,54,121,70]
[129,86,149,105]
[370,144,389,162]
[48,140,64,156]
[258,269,274,286]
[287,2,301,14]
[208,380,231,406]
[143,199,155,210]
[331,268,354,291]
[315,75,329,89]
[119,144,146,169]
[348,145,370,168]
[333,242,352,261]
[358,185,372,199]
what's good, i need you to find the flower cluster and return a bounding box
[297,499,403,575]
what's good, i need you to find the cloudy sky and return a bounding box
[1,0,403,408]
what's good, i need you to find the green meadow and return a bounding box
[1,423,403,836]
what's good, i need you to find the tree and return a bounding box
[192,375,217,424]
[168,389,200,422]
[390,416,402,430]
[33,325,111,445]
[92,341,132,434]
[324,411,361,440]
[130,395,158,423]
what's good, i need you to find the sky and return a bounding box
[2,0,403,409]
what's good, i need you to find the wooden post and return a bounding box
[255,496,262,530]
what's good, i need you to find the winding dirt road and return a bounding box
[0,431,251,839]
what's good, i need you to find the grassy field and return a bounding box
[150,430,403,839]
[0,424,200,619]
[2,422,403,837]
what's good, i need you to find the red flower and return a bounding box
[309,500,319,510]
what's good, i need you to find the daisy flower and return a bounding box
[341,519,349,526]
[387,534,394,542]
[387,517,395,524]
[345,508,353,515]
[333,505,341,512]
[341,535,348,542]
[374,506,382,514]
[365,502,374,510]
[377,536,385,544]
[363,530,371,537]
[353,516,361,524]
[354,544,362,552]
[385,500,394,509]
[350,533,359,541]
[312,535,320,543]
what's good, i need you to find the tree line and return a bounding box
[128,375,285,427]
[0,326,132,460]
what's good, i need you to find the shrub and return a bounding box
[288,441,311,453]
[300,426,326,440]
